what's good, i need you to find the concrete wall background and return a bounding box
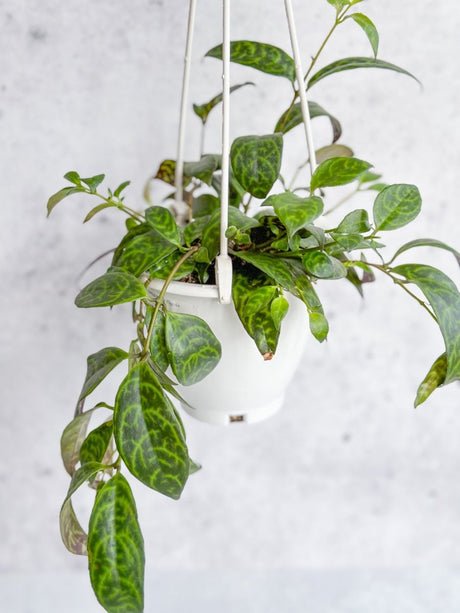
[1,0,460,610]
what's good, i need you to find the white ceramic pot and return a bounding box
[148,279,308,426]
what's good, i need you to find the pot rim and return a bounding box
[148,278,219,299]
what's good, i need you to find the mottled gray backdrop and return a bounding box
[1,0,460,611]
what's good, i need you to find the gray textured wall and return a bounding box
[2,0,460,611]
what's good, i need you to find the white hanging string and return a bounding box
[175,0,198,209]
[215,0,233,304]
[284,0,317,182]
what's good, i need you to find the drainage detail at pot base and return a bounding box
[180,396,284,426]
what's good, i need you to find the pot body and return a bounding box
[148,279,308,426]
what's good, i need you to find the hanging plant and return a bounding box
[48,1,460,611]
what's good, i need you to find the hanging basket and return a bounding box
[148,279,308,425]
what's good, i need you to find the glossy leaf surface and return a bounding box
[393,264,460,384]
[373,184,421,231]
[308,311,329,343]
[145,206,181,246]
[388,238,460,266]
[75,271,147,308]
[302,251,347,279]
[206,40,295,82]
[202,207,259,262]
[414,353,448,407]
[263,193,323,240]
[231,134,283,199]
[88,474,144,613]
[310,157,371,191]
[114,363,189,499]
[79,347,129,402]
[308,56,419,89]
[274,101,342,142]
[114,232,177,277]
[165,312,222,385]
[232,271,280,357]
[337,209,371,233]
[80,421,113,465]
[145,309,169,371]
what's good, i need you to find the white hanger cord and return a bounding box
[284,0,317,183]
[215,0,233,304]
[175,0,198,208]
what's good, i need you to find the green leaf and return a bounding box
[393,264,460,385]
[154,159,184,187]
[165,312,222,385]
[330,233,371,251]
[193,82,254,124]
[414,353,448,407]
[232,270,280,357]
[145,308,169,371]
[315,144,353,165]
[302,251,347,279]
[75,271,147,308]
[46,186,83,216]
[231,134,283,199]
[114,363,189,498]
[274,101,342,142]
[83,202,115,223]
[88,474,144,613]
[388,238,460,266]
[61,407,104,475]
[81,174,105,193]
[205,40,295,82]
[337,209,371,233]
[114,232,178,277]
[309,311,329,342]
[192,194,220,218]
[60,498,88,555]
[202,207,259,262]
[113,180,131,198]
[145,206,181,246]
[373,184,421,231]
[184,155,219,185]
[79,347,129,402]
[327,0,350,10]
[308,57,419,89]
[311,157,371,191]
[263,193,323,241]
[64,171,82,184]
[271,295,289,330]
[80,421,113,465]
[348,13,379,57]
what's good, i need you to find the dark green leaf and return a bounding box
[311,157,372,191]
[337,208,371,233]
[308,57,419,89]
[348,13,379,57]
[154,159,184,187]
[262,193,323,241]
[60,498,88,555]
[274,101,342,142]
[75,271,147,308]
[79,347,129,402]
[165,312,222,385]
[206,40,295,82]
[302,251,347,279]
[184,155,219,185]
[46,186,83,216]
[373,184,421,231]
[145,206,181,246]
[81,174,105,193]
[114,363,189,498]
[114,232,178,276]
[231,134,283,199]
[80,421,113,465]
[64,171,82,184]
[193,82,254,124]
[388,238,460,266]
[202,207,259,262]
[66,461,108,499]
[232,271,280,357]
[192,194,219,218]
[184,216,211,245]
[88,474,144,613]
[145,308,169,371]
[414,353,448,407]
[393,264,460,385]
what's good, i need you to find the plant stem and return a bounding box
[94,189,145,222]
[141,246,199,359]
